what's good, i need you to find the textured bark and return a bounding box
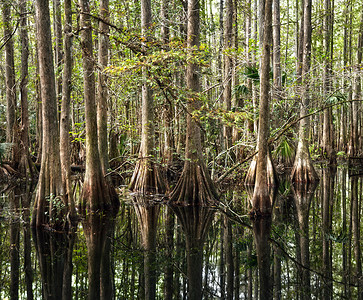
[351,177,362,299]
[291,0,318,183]
[18,0,36,178]
[272,0,282,99]
[3,3,18,163]
[97,0,110,174]
[79,0,119,213]
[170,0,218,205]
[321,0,335,162]
[32,0,65,229]
[250,0,276,214]
[223,0,233,151]
[53,0,63,116]
[60,0,76,221]
[129,0,165,194]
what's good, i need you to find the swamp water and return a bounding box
[0,166,362,299]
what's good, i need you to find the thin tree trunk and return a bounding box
[60,0,76,222]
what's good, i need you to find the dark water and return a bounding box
[0,166,362,299]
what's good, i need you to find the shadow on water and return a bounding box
[1,166,363,299]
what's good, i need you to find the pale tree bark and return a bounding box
[291,0,318,183]
[60,0,76,220]
[32,0,65,229]
[170,0,218,205]
[129,0,165,194]
[97,0,110,174]
[79,0,118,213]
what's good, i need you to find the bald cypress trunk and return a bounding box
[170,0,218,205]
[60,0,76,221]
[291,0,318,183]
[129,0,165,194]
[79,0,119,213]
[97,0,110,175]
[3,3,18,165]
[250,0,276,214]
[32,0,65,229]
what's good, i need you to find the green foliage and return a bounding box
[243,66,260,82]
[273,136,295,164]
[233,84,249,97]
[0,143,12,164]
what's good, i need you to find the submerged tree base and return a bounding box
[79,175,119,216]
[170,161,218,206]
[129,159,166,195]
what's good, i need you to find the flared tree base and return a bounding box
[79,175,119,216]
[129,159,166,195]
[244,151,277,187]
[291,156,319,183]
[170,161,218,206]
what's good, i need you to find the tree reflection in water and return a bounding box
[171,205,215,300]
[2,168,363,299]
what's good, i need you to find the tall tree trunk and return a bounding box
[321,0,335,163]
[97,0,110,175]
[170,0,218,205]
[79,0,118,213]
[129,0,165,194]
[272,0,282,100]
[53,0,63,120]
[32,0,65,229]
[250,0,275,214]
[223,0,233,152]
[351,177,362,299]
[348,6,363,157]
[60,0,76,222]
[18,0,36,177]
[3,2,18,164]
[291,0,318,183]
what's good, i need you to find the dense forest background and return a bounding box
[0,0,362,211]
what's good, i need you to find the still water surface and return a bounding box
[0,166,362,299]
